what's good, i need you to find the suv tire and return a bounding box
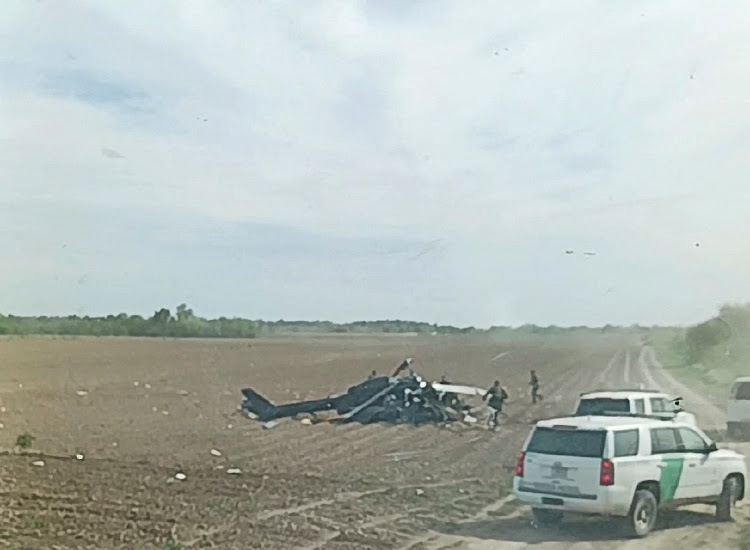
[627,489,658,537]
[716,476,740,521]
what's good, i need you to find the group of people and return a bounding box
[482,370,543,429]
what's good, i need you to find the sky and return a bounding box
[2,0,750,328]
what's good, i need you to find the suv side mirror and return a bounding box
[706,442,718,453]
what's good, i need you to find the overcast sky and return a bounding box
[2,0,750,328]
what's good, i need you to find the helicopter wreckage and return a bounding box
[239,358,488,428]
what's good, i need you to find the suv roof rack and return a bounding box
[578,411,674,420]
[579,388,663,396]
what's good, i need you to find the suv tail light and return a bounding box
[599,459,614,486]
[515,452,525,477]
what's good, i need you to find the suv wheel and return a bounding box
[627,489,658,537]
[716,476,740,521]
[531,508,562,527]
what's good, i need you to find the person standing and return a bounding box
[483,380,508,429]
[530,370,543,403]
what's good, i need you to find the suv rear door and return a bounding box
[521,425,606,500]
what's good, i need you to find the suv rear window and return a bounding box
[614,429,639,456]
[575,398,630,415]
[527,427,606,457]
[731,382,750,400]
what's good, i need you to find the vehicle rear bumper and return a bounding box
[513,478,630,516]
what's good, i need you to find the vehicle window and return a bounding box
[677,428,707,451]
[575,398,630,415]
[731,382,750,400]
[614,429,639,457]
[649,397,669,412]
[633,399,645,414]
[527,427,606,457]
[650,427,679,453]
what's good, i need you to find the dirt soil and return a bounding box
[0,334,746,550]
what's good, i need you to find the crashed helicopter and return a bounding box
[239,358,487,428]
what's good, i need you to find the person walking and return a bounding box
[530,370,543,404]
[483,380,508,429]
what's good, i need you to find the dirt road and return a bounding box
[0,336,745,549]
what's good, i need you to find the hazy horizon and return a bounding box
[3,1,750,328]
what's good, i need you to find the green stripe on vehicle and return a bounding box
[659,458,684,502]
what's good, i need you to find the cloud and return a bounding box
[1,0,750,326]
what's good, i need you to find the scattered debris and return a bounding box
[76,390,89,397]
[144,384,151,390]
[161,410,169,416]
[226,468,242,475]
[415,489,425,496]
[31,460,45,467]
[134,381,140,387]
[210,449,222,457]
[75,453,85,461]
[174,472,187,481]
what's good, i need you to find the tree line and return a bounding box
[676,303,750,364]
[0,303,649,339]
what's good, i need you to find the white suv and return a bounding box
[574,390,697,426]
[512,415,746,537]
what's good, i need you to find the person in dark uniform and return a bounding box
[483,380,508,429]
[530,370,543,403]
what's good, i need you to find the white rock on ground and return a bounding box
[226,468,242,475]
[210,449,222,457]
[31,460,45,467]
[415,489,425,496]
[174,472,187,481]
[300,418,313,425]
[76,390,88,397]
